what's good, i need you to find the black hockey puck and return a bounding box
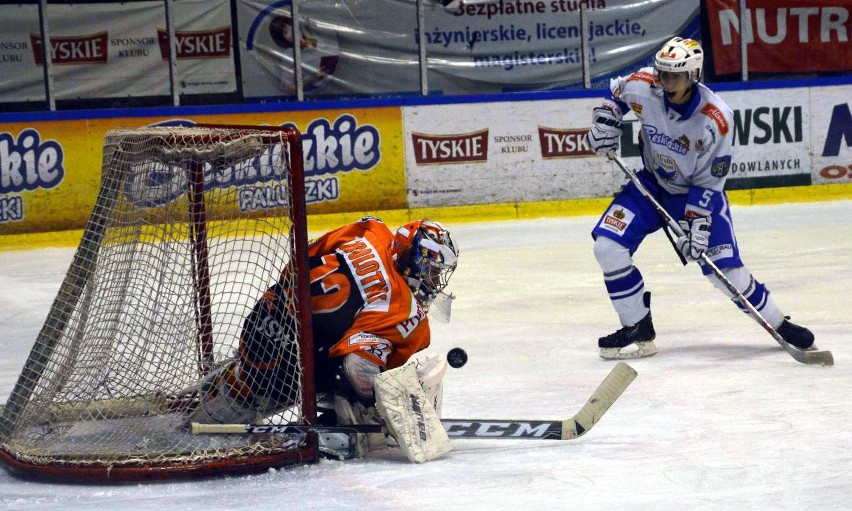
[447,347,468,368]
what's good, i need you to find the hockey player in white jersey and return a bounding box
[586,37,814,359]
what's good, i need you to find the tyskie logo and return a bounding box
[538,126,595,159]
[411,129,488,164]
[157,27,231,59]
[31,32,108,65]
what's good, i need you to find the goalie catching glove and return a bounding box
[676,213,712,262]
[587,99,623,157]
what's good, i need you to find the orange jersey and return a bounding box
[307,218,430,369]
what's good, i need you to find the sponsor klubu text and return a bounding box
[411,129,489,164]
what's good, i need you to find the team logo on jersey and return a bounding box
[677,135,690,151]
[347,332,392,364]
[701,104,729,135]
[696,139,705,152]
[645,125,688,155]
[630,102,643,116]
[711,155,731,177]
[600,205,634,236]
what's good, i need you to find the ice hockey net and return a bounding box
[0,125,317,482]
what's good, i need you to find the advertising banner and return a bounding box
[810,85,852,186]
[0,109,405,234]
[0,3,46,103]
[238,0,701,99]
[162,0,237,95]
[403,84,835,209]
[720,88,812,189]
[0,1,236,104]
[36,2,170,100]
[705,0,852,76]
[403,97,621,207]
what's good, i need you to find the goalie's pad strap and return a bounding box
[374,362,453,463]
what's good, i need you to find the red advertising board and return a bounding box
[706,0,852,75]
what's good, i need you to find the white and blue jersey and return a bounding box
[592,68,742,273]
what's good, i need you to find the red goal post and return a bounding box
[0,124,317,482]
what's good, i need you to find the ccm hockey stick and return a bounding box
[191,362,637,440]
[607,153,833,366]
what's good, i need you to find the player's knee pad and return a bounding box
[337,352,381,402]
[593,236,633,274]
[706,266,752,298]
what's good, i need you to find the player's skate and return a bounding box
[777,317,815,350]
[599,292,657,359]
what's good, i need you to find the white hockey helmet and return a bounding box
[393,219,459,308]
[654,37,704,82]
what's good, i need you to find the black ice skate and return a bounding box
[599,292,657,359]
[777,317,815,350]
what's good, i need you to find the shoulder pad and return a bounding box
[627,70,658,85]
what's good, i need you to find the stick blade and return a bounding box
[561,362,637,439]
[787,345,834,366]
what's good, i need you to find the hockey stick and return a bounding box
[607,153,833,366]
[191,362,637,440]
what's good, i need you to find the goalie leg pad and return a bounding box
[415,353,447,416]
[333,394,388,457]
[374,362,453,463]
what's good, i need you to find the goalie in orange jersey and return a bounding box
[189,217,459,461]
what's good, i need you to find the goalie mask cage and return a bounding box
[0,125,317,482]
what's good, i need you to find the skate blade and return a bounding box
[600,341,658,360]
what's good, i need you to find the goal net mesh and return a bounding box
[0,126,316,481]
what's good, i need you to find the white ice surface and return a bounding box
[1,201,851,510]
